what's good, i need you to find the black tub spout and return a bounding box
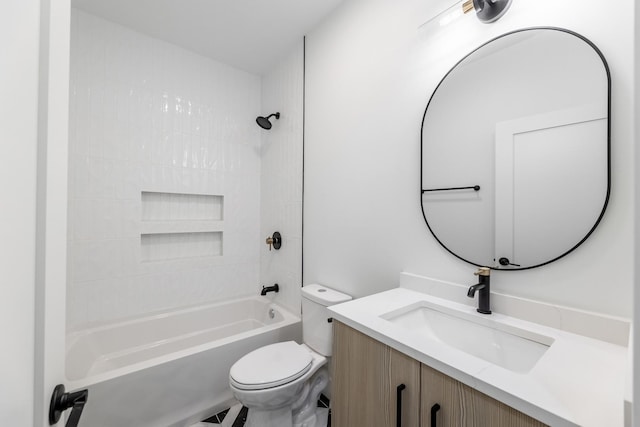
[261,284,279,296]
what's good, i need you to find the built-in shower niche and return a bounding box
[141,232,222,261]
[140,191,224,262]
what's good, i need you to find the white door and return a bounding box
[1,1,71,426]
[35,1,72,425]
[494,105,607,266]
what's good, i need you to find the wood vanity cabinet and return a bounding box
[332,321,547,427]
[332,321,421,427]
[420,364,546,427]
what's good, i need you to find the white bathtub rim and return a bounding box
[66,296,301,391]
[67,309,300,390]
[67,293,294,336]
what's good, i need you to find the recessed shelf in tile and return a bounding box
[141,232,223,262]
[139,220,224,235]
[141,192,224,221]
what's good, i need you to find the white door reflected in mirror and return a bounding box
[494,105,608,267]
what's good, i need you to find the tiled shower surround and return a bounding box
[260,42,304,315]
[67,10,302,329]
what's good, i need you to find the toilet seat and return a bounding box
[229,341,313,391]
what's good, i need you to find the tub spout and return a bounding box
[260,284,279,296]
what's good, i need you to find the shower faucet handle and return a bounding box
[265,231,282,251]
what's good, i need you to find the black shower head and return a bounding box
[256,112,280,130]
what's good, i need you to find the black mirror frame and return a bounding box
[420,27,611,271]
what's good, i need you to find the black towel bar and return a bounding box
[422,185,480,193]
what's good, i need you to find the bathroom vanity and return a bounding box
[329,273,628,427]
[359,24,630,427]
[332,321,544,426]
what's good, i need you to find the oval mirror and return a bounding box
[420,27,610,270]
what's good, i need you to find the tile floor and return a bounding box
[192,395,331,427]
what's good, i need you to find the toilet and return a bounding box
[229,284,351,427]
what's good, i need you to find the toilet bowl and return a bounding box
[229,284,351,427]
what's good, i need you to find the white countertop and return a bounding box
[329,281,628,427]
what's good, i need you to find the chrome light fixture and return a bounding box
[462,0,513,23]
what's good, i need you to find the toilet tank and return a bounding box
[301,284,352,356]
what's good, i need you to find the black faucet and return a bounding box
[467,267,491,314]
[260,283,279,296]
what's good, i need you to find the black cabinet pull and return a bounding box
[396,384,406,427]
[431,403,441,427]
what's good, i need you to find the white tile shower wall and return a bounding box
[260,41,305,314]
[67,10,262,329]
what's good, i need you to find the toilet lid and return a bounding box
[229,341,312,390]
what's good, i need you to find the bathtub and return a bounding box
[65,296,301,427]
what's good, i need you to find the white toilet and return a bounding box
[229,284,351,427]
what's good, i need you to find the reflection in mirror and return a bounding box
[420,28,610,270]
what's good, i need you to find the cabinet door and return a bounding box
[332,321,420,427]
[420,364,547,427]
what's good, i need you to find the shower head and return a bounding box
[256,112,280,130]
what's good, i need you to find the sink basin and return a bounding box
[380,302,554,373]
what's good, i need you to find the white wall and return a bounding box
[304,0,634,318]
[633,0,639,423]
[260,40,305,314]
[0,2,40,425]
[68,10,263,329]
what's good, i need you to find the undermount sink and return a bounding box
[380,302,554,373]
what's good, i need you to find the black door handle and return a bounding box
[49,384,88,427]
[396,384,406,427]
[431,403,441,427]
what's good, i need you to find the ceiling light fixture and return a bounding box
[462,0,513,23]
[419,0,513,29]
